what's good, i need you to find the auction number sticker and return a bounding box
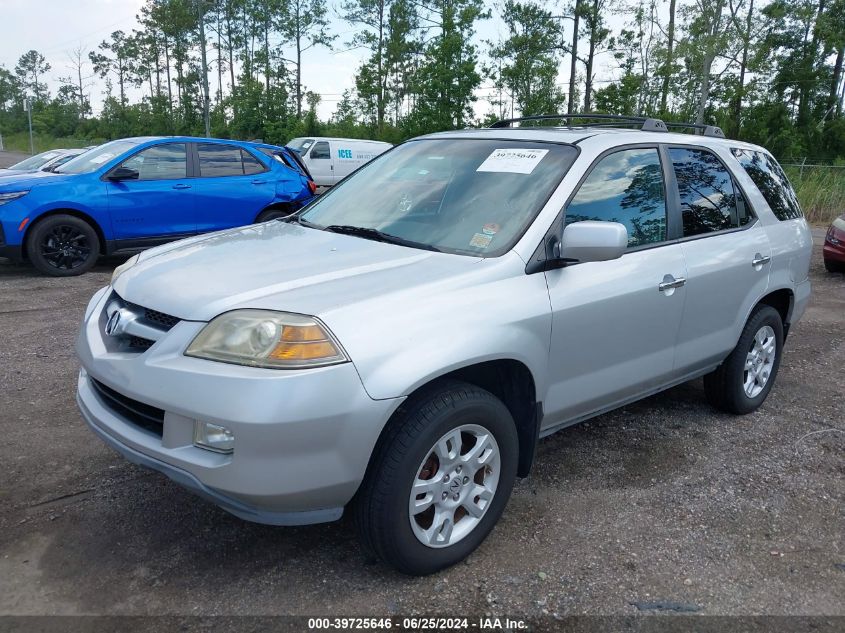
[476,148,548,174]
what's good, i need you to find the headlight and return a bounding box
[111,254,139,284]
[0,191,28,205]
[185,309,348,369]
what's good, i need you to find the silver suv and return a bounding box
[76,115,812,575]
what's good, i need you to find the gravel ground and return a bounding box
[0,224,842,627]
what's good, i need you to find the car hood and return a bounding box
[0,170,72,190]
[113,221,487,322]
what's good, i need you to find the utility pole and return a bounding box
[196,0,211,138]
[25,97,34,154]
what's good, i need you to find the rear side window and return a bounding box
[669,147,749,237]
[198,143,266,177]
[242,150,265,175]
[731,148,803,220]
[310,141,331,160]
[566,147,668,248]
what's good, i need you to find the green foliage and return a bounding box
[1,0,845,170]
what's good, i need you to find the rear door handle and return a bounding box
[172,183,192,190]
[251,180,267,185]
[752,254,771,267]
[658,275,686,292]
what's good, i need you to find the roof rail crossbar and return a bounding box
[488,113,669,133]
[662,122,726,138]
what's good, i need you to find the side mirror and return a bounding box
[559,221,628,264]
[108,166,139,181]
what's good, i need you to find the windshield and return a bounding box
[300,139,577,256]
[56,140,140,174]
[9,151,63,171]
[287,138,314,153]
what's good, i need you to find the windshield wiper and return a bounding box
[322,224,441,252]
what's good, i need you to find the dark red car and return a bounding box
[824,214,845,272]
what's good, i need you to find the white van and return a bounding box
[287,137,392,190]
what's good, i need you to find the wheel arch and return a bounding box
[364,359,542,483]
[254,201,296,223]
[755,287,794,338]
[23,208,107,258]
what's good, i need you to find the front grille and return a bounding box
[143,308,180,330]
[90,378,164,437]
[129,336,154,349]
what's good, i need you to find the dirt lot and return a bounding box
[0,195,842,624]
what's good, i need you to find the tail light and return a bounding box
[307,180,317,194]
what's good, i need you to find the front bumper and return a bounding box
[76,287,403,525]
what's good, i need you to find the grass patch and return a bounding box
[783,165,845,225]
[0,132,103,154]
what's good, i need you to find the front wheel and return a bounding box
[354,381,518,575]
[26,214,100,277]
[704,305,784,414]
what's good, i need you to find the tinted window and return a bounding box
[731,148,802,220]
[121,144,187,180]
[198,143,244,177]
[566,148,667,247]
[310,141,330,159]
[670,147,743,236]
[242,150,265,175]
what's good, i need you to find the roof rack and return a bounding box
[488,113,727,138]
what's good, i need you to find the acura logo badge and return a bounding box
[105,310,122,336]
[105,309,135,337]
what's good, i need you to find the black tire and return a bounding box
[704,305,784,414]
[26,214,100,277]
[824,258,845,273]
[354,380,518,575]
[255,207,292,223]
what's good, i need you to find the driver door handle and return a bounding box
[752,254,771,267]
[251,179,267,185]
[658,275,686,292]
[172,183,192,190]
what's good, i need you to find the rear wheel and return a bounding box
[256,207,293,223]
[26,214,100,277]
[704,305,784,414]
[354,381,518,575]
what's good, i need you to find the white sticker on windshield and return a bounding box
[476,148,549,174]
[89,153,114,165]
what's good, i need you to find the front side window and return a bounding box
[670,147,742,236]
[565,148,668,248]
[310,141,331,159]
[731,148,802,221]
[300,139,578,257]
[120,144,187,180]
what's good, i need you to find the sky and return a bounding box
[0,0,629,122]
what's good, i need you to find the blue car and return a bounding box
[0,136,316,276]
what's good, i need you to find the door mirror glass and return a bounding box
[559,221,628,263]
[107,166,140,181]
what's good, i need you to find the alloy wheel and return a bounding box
[408,424,500,548]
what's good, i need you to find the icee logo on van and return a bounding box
[338,149,353,159]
